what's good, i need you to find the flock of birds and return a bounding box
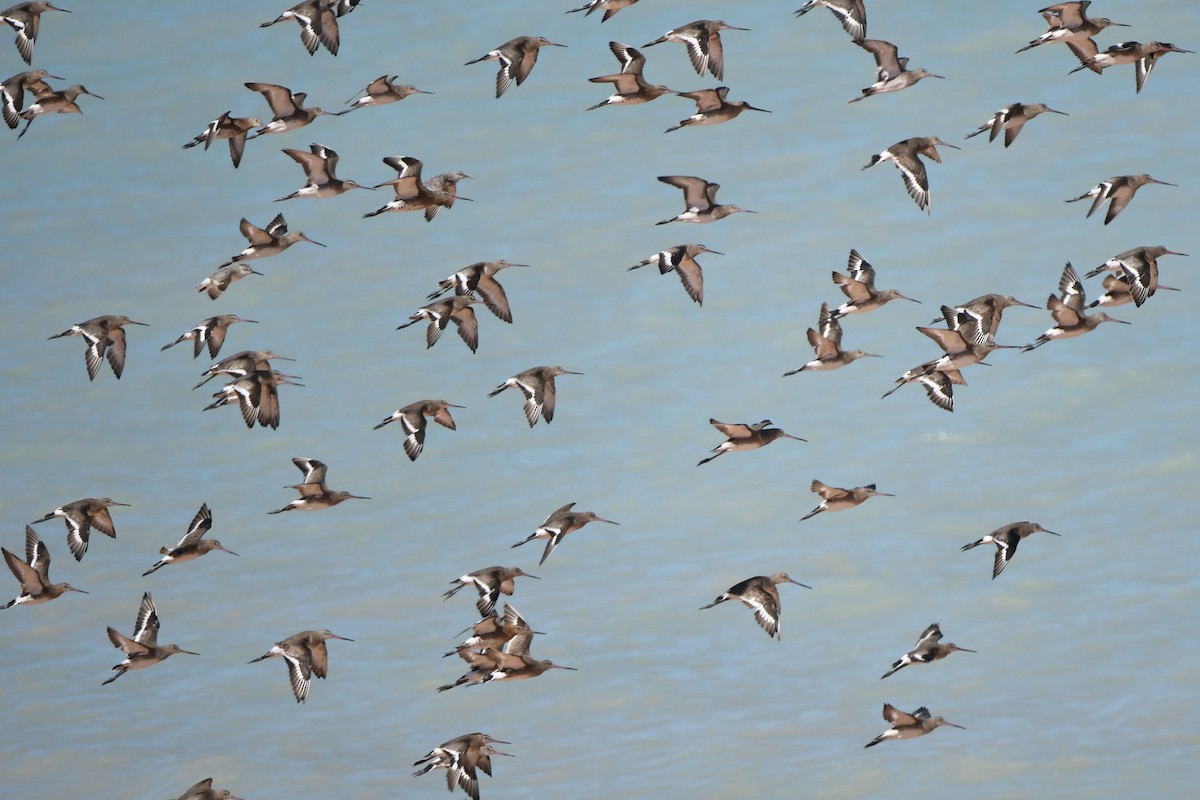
[2,0,1193,798]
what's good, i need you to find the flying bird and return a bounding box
[48,314,146,380]
[1065,173,1175,224]
[700,572,811,639]
[799,480,892,520]
[444,566,540,618]
[437,623,574,692]
[192,349,294,391]
[364,156,470,221]
[510,502,620,565]
[3,526,86,608]
[586,41,676,110]
[102,592,198,685]
[196,263,262,300]
[964,102,1068,147]
[864,704,964,747]
[627,244,720,305]
[426,260,526,322]
[342,75,431,112]
[2,68,60,128]
[830,249,920,318]
[276,142,372,201]
[170,777,245,800]
[880,623,975,679]
[643,20,748,81]
[217,213,325,267]
[665,86,769,132]
[862,136,958,213]
[162,315,256,359]
[260,0,363,57]
[412,732,514,800]
[14,82,101,139]
[566,0,639,23]
[656,174,754,224]
[882,306,1016,405]
[249,629,353,703]
[698,419,804,465]
[795,0,866,40]
[961,521,1060,579]
[142,503,238,576]
[203,370,304,429]
[31,497,129,561]
[180,111,263,168]
[446,604,541,657]
[933,293,1039,339]
[1085,246,1188,308]
[245,81,334,137]
[268,457,369,513]
[1069,41,1193,93]
[848,39,944,102]
[396,296,482,353]
[1,1,70,65]
[487,365,581,427]
[783,302,881,374]
[373,399,463,461]
[465,36,566,98]
[1023,262,1130,350]
[1016,2,1127,58]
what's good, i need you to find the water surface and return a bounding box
[1,2,1197,798]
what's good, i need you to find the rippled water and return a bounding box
[2,2,1197,798]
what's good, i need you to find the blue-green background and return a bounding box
[2,2,1197,798]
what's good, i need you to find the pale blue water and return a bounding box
[2,2,1198,798]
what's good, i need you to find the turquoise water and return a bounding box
[2,2,1198,798]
